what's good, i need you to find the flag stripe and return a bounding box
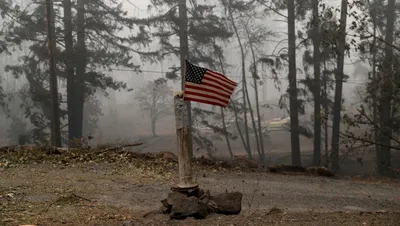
[202,75,234,93]
[194,78,233,95]
[184,87,230,104]
[207,70,237,86]
[184,94,228,107]
[204,72,236,90]
[185,83,231,98]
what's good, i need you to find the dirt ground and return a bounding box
[1,153,400,226]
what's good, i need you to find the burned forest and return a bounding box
[0,0,399,225]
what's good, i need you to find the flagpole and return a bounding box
[173,90,198,191]
[184,56,194,159]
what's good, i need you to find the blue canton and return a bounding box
[185,61,207,84]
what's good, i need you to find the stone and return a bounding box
[159,205,169,214]
[210,192,243,215]
[170,195,208,219]
[160,190,243,220]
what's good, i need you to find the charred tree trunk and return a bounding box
[323,61,329,167]
[75,0,87,142]
[370,0,380,165]
[378,0,395,175]
[288,0,301,166]
[45,0,62,147]
[330,0,348,171]
[63,0,76,146]
[312,0,322,166]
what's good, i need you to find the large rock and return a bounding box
[211,192,243,215]
[159,190,243,219]
[170,195,210,219]
[161,191,212,219]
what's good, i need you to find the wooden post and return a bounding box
[172,91,198,190]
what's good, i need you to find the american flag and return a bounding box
[184,60,237,107]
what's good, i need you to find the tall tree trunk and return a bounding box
[227,0,251,158]
[151,119,156,137]
[45,0,62,147]
[312,0,322,166]
[330,0,348,171]
[370,0,380,166]
[287,0,301,166]
[245,83,261,159]
[75,0,86,142]
[151,88,157,137]
[217,55,234,161]
[179,0,193,157]
[245,28,266,163]
[63,0,76,146]
[232,100,251,157]
[220,108,233,160]
[323,60,329,167]
[378,0,395,175]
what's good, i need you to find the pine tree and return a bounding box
[0,0,150,144]
[146,0,233,154]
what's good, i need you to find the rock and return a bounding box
[188,188,204,198]
[159,205,169,214]
[170,195,209,219]
[160,191,187,214]
[211,192,243,215]
[160,190,242,219]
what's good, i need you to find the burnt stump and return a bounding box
[160,188,243,220]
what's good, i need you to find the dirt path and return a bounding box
[1,163,399,225]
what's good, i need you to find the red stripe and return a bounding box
[203,74,235,92]
[184,90,229,104]
[196,79,233,95]
[185,83,231,99]
[205,71,236,90]
[184,96,228,107]
[207,69,237,86]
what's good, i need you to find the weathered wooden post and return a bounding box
[172,91,198,190]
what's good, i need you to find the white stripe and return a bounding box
[185,87,230,102]
[185,82,232,97]
[184,94,229,106]
[202,77,234,94]
[207,71,237,88]
[205,73,236,90]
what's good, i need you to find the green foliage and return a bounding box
[0,0,149,143]
[146,0,233,80]
[145,0,234,151]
